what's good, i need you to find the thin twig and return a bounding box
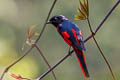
[87,18,116,80]
[85,2,119,79]
[37,0,120,79]
[35,0,57,43]
[84,0,120,42]
[93,36,116,80]
[94,0,120,34]
[0,0,57,80]
[34,44,56,80]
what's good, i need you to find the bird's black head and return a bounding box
[47,15,68,27]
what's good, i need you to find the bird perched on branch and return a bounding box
[47,15,89,78]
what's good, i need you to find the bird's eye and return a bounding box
[55,17,58,20]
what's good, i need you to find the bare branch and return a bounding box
[35,0,57,43]
[86,0,116,77]
[34,44,56,80]
[93,36,115,80]
[87,18,116,80]
[94,0,120,34]
[84,0,120,42]
[37,0,120,79]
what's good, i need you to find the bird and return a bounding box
[47,15,89,78]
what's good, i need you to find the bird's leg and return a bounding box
[68,46,72,56]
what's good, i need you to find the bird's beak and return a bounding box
[46,21,51,24]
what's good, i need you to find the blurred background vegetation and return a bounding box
[0,0,120,80]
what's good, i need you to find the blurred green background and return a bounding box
[0,0,120,80]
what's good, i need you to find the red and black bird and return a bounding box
[47,15,89,78]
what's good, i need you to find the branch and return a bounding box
[87,18,116,80]
[93,36,116,80]
[94,0,120,34]
[0,0,57,80]
[37,0,120,79]
[34,44,56,80]
[35,0,57,43]
[86,0,116,78]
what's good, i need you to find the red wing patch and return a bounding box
[62,32,70,38]
[72,29,80,45]
[62,32,72,46]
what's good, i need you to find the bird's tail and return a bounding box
[74,48,90,78]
